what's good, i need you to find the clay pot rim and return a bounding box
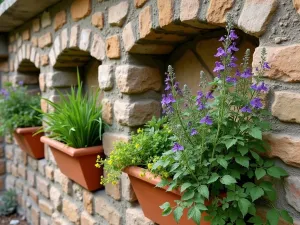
[15,126,42,134]
[40,136,103,157]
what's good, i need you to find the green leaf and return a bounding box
[280,210,293,224]
[220,175,237,185]
[207,173,219,184]
[236,219,246,225]
[250,186,264,202]
[182,190,195,201]
[181,183,192,193]
[188,206,201,225]
[235,156,250,168]
[248,216,264,224]
[224,139,237,149]
[199,185,209,199]
[196,203,208,211]
[217,158,228,169]
[238,198,251,218]
[267,166,288,178]
[267,209,279,225]
[249,127,262,140]
[173,207,184,223]
[250,151,260,161]
[160,202,172,216]
[255,168,266,180]
[238,145,248,156]
[156,179,169,188]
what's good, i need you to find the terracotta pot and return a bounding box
[124,166,212,225]
[13,127,44,159]
[40,136,104,191]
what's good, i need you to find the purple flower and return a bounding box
[200,115,213,125]
[251,82,269,92]
[235,70,241,77]
[172,142,184,152]
[190,128,198,136]
[161,93,176,106]
[214,47,227,57]
[206,91,214,99]
[197,102,205,110]
[0,89,9,97]
[219,36,225,42]
[231,56,238,62]
[226,76,237,84]
[18,80,24,86]
[174,82,183,95]
[241,105,252,113]
[165,83,171,91]
[241,68,252,78]
[229,30,238,40]
[250,98,263,109]
[213,61,225,73]
[263,62,271,70]
[196,91,203,100]
[228,42,239,53]
[228,62,237,68]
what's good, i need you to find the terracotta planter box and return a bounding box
[124,166,212,225]
[41,136,104,191]
[13,127,44,159]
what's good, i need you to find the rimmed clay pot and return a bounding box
[14,127,44,159]
[124,166,214,225]
[40,136,104,191]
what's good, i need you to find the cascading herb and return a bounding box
[152,16,293,225]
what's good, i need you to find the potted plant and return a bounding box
[0,81,44,159]
[39,73,104,191]
[99,17,293,225]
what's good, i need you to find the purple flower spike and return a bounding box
[219,36,225,42]
[228,62,237,68]
[174,82,183,96]
[206,91,214,99]
[213,61,225,73]
[190,128,198,136]
[241,68,252,78]
[197,91,203,100]
[258,82,268,92]
[263,62,271,70]
[241,105,252,113]
[165,83,171,91]
[228,42,239,53]
[214,47,227,57]
[18,80,24,86]
[200,115,213,126]
[172,142,184,152]
[161,93,176,106]
[251,83,258,91]
[235,70,241,77]
[226,76,237,84]
[229,30,238,40]
[197,103,205,111]
[0,89,9,97]
[250,97,263,109]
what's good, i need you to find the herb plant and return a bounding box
[38,72,104,148]
[0,81,42,136]
[0,189,17,216]
[151,17,293,225]
[97,117,174,185]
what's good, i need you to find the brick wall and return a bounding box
[2,0,300,224]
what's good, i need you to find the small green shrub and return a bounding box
[0,82,42,136]
[38,71,104,148]
[0,189,17,216]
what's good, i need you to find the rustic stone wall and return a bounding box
[2,0,300,224]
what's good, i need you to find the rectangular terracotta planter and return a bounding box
[13,127,44,159]
[124,166,212,225]
[41,136,104,191]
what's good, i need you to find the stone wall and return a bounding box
[2,0,300,224]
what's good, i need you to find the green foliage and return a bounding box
[38,70,103,148]
[0,189,17,216]
[97,117,174,185]
[0,82,42,136]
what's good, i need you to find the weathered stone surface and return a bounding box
[272,91,300,123]
[294,0,300,14]
[41,55,49,66]
[31,206,40,225]
[63,198,80,224]
[29,188,39,203]
[264,133,300,167]
[41,12,52,28]
[41,98,48,113]
[50,185,62,211]
[95,194,121,225]
[71,0,92,21]
[32,36,38,47]
[114,100,161,126]
[103,132,130,155]
[61,28,68,50]
[39,199,54,216]
[285,176,300,213]
[135,0,148,8]
[115,65,161,94]
[45,165,54,181]
[180,0,200,22]
[106,35,120,59]
[121,173,137,202]
[206,0,234,25]
[12,74,38,85]
[253,45,300,82]
[91,34,105,60]
[81,211,97,225]
[122,22,136,52]
[32,18,40,32]
[238,0,277,36]
[27,169,35,187]
[157,0,173,27]
[139,6,152,39]
[53,36,61,58]
[70,25,79,48]
[83,190,93,214]
[54,10,67,31]
[91,12,104,29]
[102,99,113,125]
[22,29,30,41]
[98,65,113,91]
[108,1,129,27]
[79,29,91,51]
[46,71,77,88]
[0,160,5,175]
[54,169,72,195]
[126,206,155,225]
[36,176,50,198]
[38,32,52,48]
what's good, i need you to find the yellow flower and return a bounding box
[95,163,100,168]
[135,143,140,149]
[108,160,112,165]
[137,128,143,133]
[147,163,153,170]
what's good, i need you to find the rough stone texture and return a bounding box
[32,18,40,32]
[122,22,136,52]
[238,0,277,36]
[294,0,300,13]
[61,28,68,50]
[81,211,97,225]
[50,185,62,211]
[108,1,129,27]
[264,133,300,167]
[12,74,38,85]
[285,176,300,212]
[157,0,173,27]
[36,176,50,198]
[70,25,79,48]
[206,0,234,25]
[83,190,93,214]
[45,165,54,181]
[79,29,91,51]
[95,195,121,225]
[54,10,67,31]
[135,0,148,8]
[92,12,104,29]
[139,6,152,39]
[38,32,52,48]
[41,98,48,113]
[41,12,52,28]
[115,65,161,94]
[180,0,200,22]
[106,35,120,59]
[22,29,30,41]
[126,206,155,225]
[27,170,36,187]
[253,45,300,82]
[71,0,92,21]
[29,188,39,203]
[41,55,49,66]
[121,173,137,202]
[102,99,113,125]
[62,198,80,224]
[98,64,114,91]
[272,91,300,123]
[91,33,105,60]
[46,71,77,88]
[103,132,130,155]
[31,207,40,225]
[31,36,38,47]
[39,199,54,216]
[114,100,161,126]
[54,169,72,195]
